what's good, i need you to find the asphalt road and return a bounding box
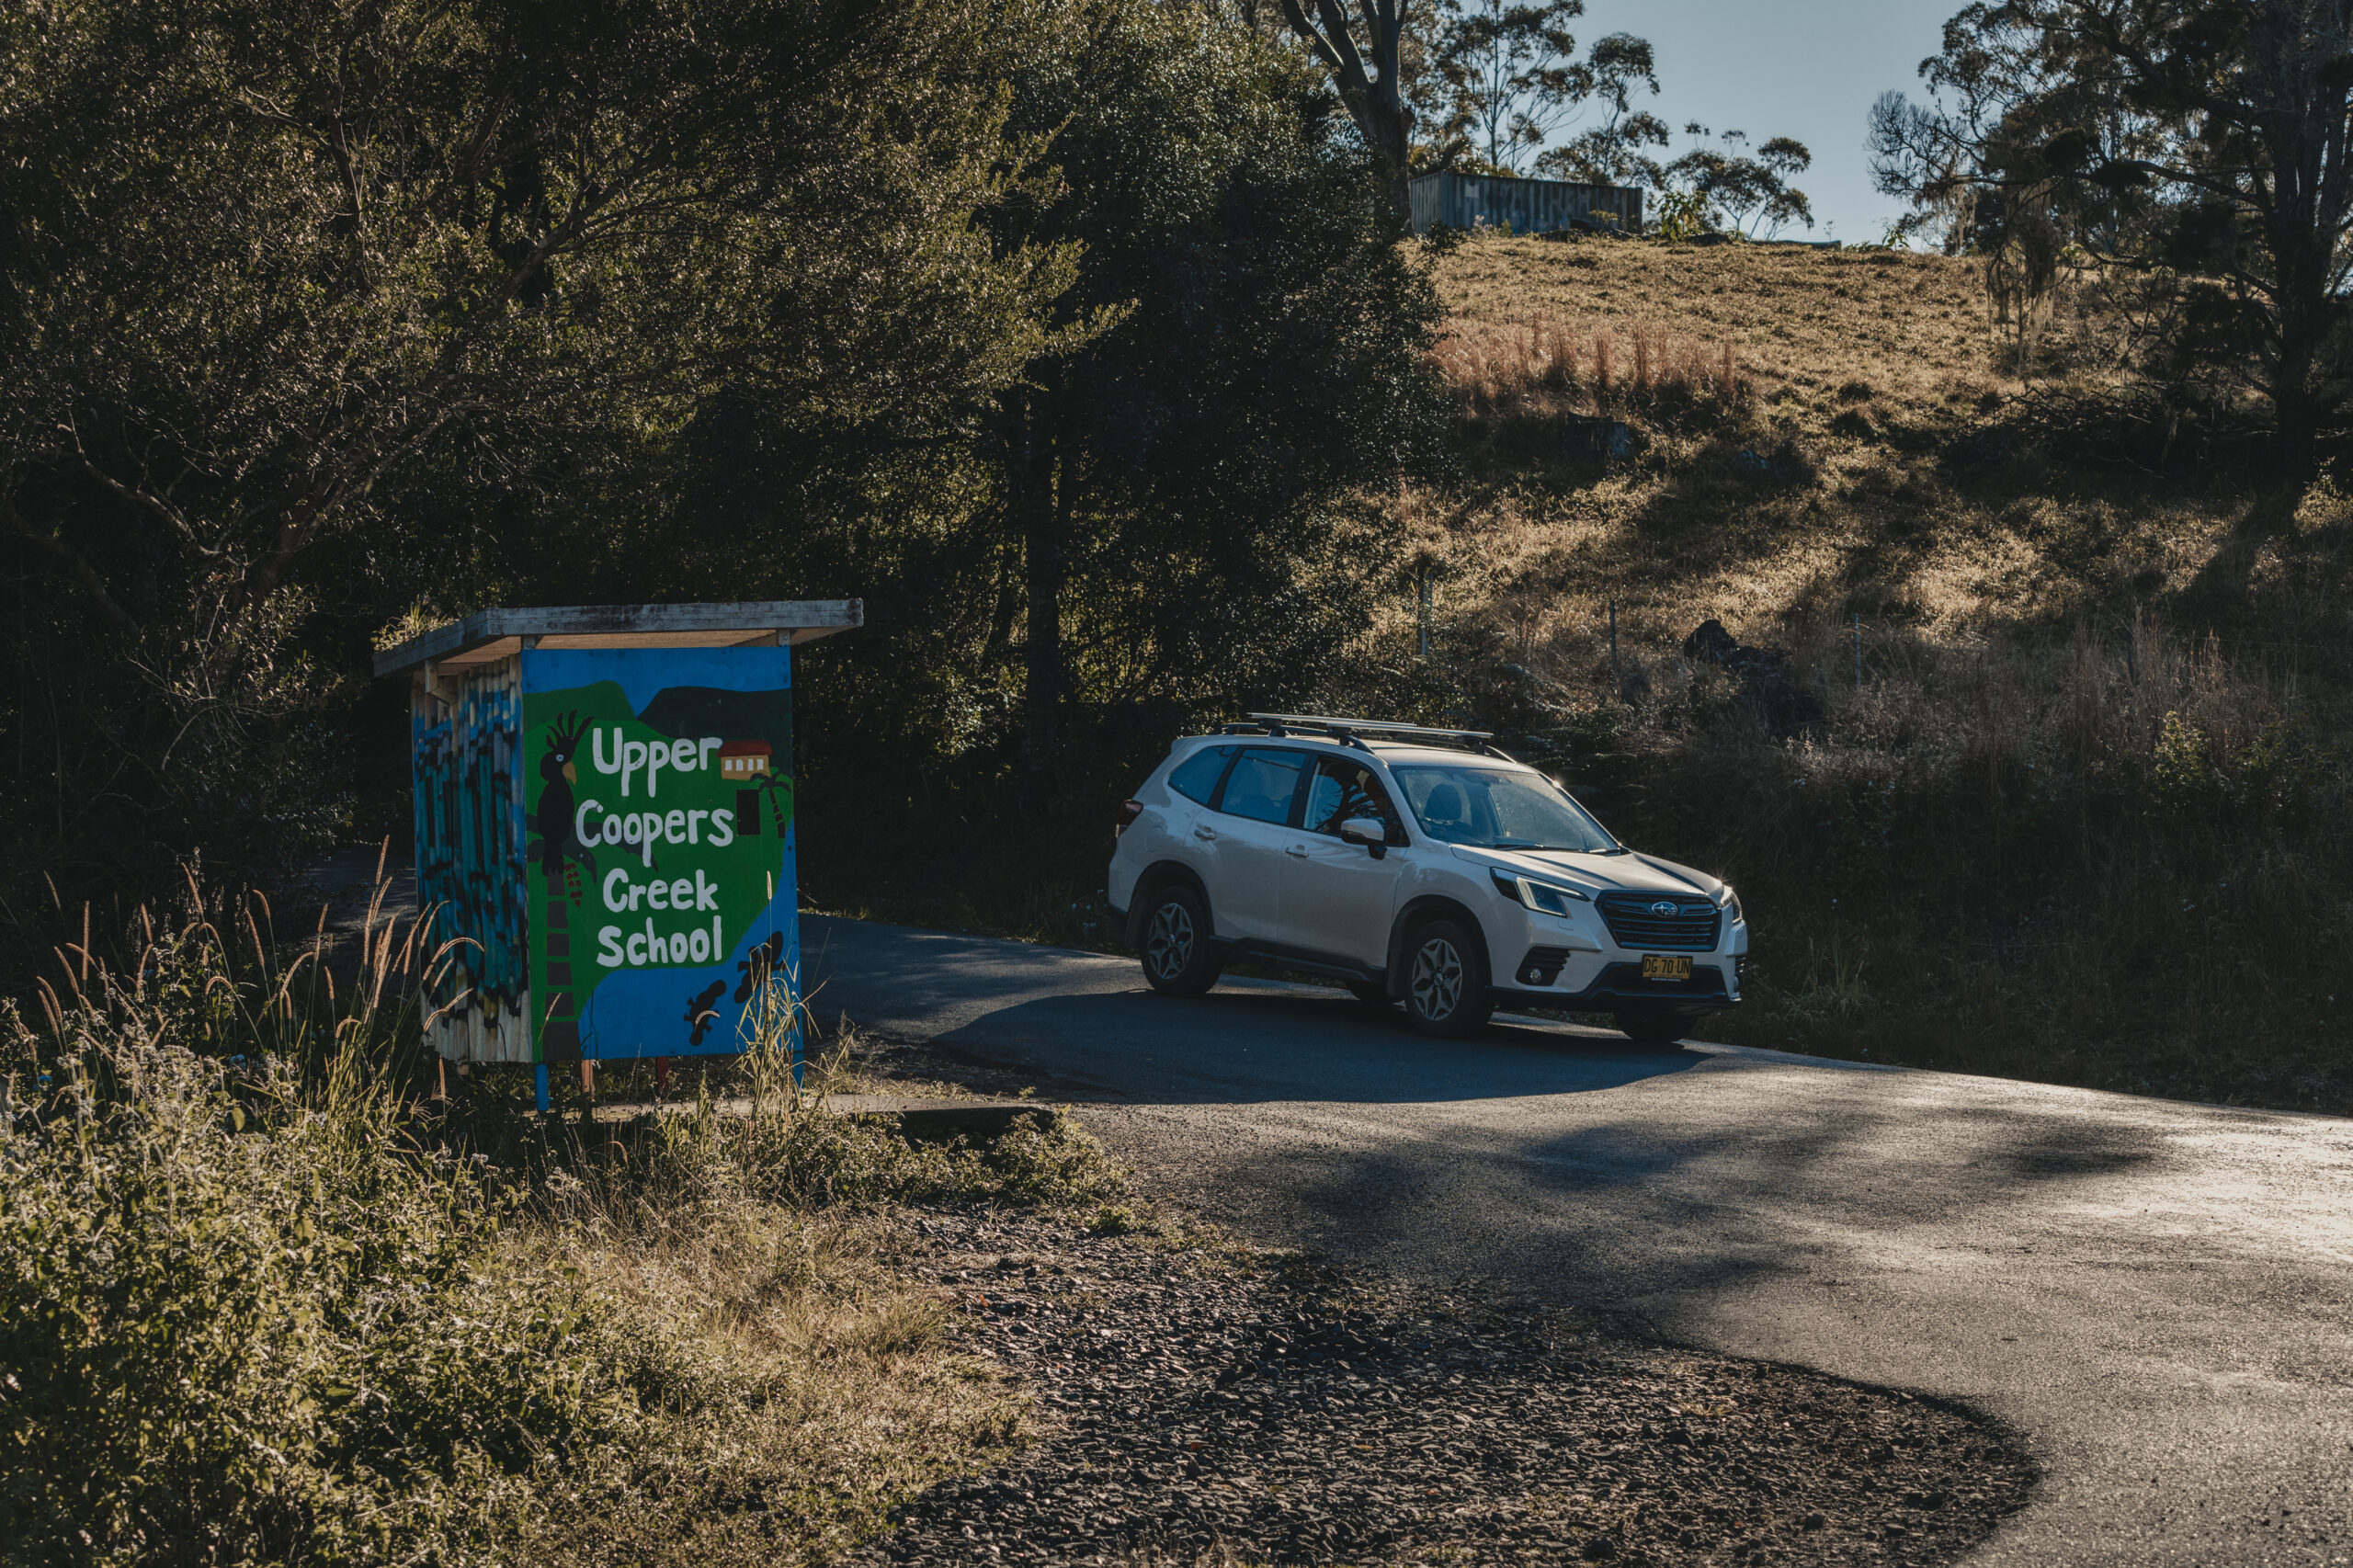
[802,915,2353,1566]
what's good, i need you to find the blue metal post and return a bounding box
[534,1063,551,1114]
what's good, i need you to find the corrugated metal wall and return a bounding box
[1409,172,1644,235]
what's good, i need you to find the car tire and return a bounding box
[1346,981,1394,1008]
[1617,1009,1690,1045]
[1139,884,1220,996]
[1404,918,1493,1037]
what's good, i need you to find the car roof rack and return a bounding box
[1223,712,1510,757]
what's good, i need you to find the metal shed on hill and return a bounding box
[1409,171,1644,236]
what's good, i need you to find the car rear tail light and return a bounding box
[1115,799,1144,834]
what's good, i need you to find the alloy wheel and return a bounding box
[1411,935,1463,1020]
[1145,901,1195,982]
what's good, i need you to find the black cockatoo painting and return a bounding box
[532,711,599,894]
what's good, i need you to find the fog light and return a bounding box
[1517,947,1571,986]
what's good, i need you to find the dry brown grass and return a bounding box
[1344,232,2353,1112]
[1398,234,2211,641]
[524,1203,1027,1567]
[1431,315,1748,412]
[1383,232,2352,653]
[1433,233,1995,418]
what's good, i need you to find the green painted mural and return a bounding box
[522,647,798,1062]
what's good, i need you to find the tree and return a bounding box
[1276,0,1421,226]
[0,0,1083,919]
[1532,33,1671,187]
[540,5,1453,796]
[1870,0,2353,477]
[1426,0,1586,173]
[988,4,1451,770]
[1666,131,1816,236]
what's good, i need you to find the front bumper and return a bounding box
[1491,947,1745,1014]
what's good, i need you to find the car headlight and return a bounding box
[1718,885,1745,923]
[1490,869,1592,916]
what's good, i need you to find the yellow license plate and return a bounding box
[1641,954,1691,982]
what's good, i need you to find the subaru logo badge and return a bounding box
[1650,901,1678,918]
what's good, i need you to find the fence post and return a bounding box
[1609,599,1620,699]
[1417,570,1433,658]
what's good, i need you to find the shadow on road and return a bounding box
[1170,1085,2177,1317]
[918,986,1716,1105]
[800,915,2353,1567]
[801,913,1910,1107]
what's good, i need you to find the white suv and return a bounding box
[1107,714,1747,1041]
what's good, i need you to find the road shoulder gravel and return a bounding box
[836,1029,2037,1566]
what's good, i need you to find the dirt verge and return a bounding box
[855,1214,2032,1566]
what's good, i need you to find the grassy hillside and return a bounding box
[1414,236,2328,644]
[1388,233,2351,1113]
[811,231,2348,1116]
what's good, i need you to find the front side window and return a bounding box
[1305,757,1400,837]
[1391,763,1619,851]
[1166,744,1233,805]
[1218,748,1311,825]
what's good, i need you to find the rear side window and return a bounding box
[1166,745,1233,805]
[1219,748,1312,825]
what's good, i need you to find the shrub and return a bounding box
[1429,314,1747,423]
[0,895,1108,1566]
[0,1031,663,1565]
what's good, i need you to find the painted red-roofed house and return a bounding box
[718,739,773,779]
[720,740,777,835]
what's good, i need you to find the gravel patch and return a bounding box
[860,1210,2035,1566]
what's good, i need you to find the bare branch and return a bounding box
[4,500,139,633]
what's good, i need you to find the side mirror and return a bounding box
[1338,818,1389,851]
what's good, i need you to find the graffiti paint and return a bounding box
[411,660,531,1062]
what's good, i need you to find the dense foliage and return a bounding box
[1871,0,2353,471]
[1,1038,620,1563]
[0,0,1445,970]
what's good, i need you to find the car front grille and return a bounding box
[1596,892,1721,952]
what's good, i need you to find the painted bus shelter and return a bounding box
[374,601,861,1109]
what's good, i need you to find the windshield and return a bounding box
[1390,762,1620,852]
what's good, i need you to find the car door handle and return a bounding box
[1194,825,1217,840]
[1285,844,1309,858]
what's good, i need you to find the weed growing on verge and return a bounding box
[1,1003,632,1563]
[0,881,1124,1566]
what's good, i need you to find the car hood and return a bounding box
[1451,845,1724,900]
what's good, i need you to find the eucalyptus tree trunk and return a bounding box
[1279,0,1418,231]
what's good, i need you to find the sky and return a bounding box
[1557,0,1962,244]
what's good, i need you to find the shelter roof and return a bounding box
[373,601,862,680]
